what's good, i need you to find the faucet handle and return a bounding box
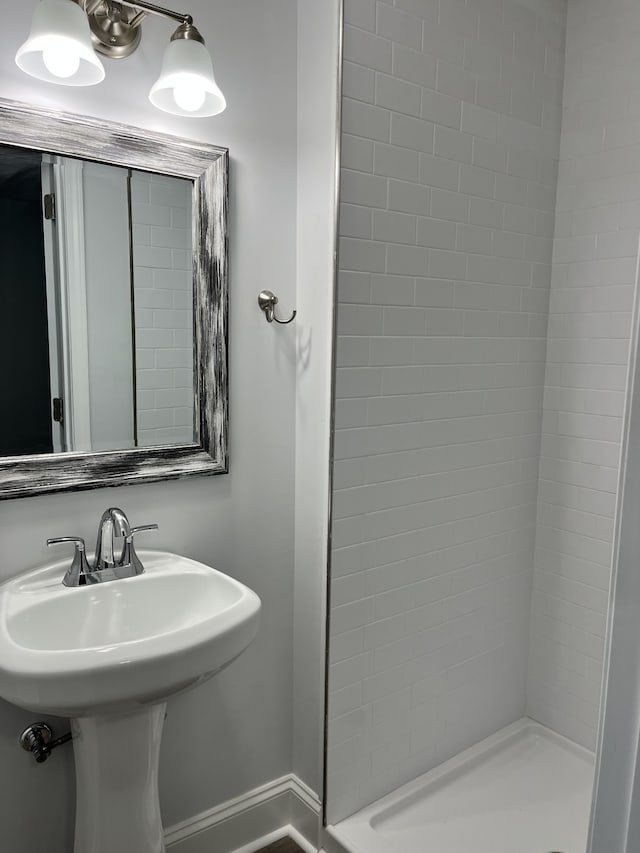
[122,524,159,577]
[47,537,91,587]
[127,524,159,540]
[47,536,87,549]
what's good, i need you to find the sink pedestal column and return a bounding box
[71,703,167,853]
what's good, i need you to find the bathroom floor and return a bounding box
[328,719,595,853]
[257,840,304,853]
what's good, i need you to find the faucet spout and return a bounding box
[94,507,132,569]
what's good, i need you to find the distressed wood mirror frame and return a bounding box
[0,98,228,499]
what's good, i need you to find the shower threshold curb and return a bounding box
[327,717,595,853]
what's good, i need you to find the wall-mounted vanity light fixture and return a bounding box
[16,0,226,117]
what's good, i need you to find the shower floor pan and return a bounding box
[328,718,595,853]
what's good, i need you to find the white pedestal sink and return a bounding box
[0,551,261,853]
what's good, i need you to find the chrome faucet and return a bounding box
[48,507,159,587]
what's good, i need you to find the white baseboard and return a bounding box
[165,774,322,853]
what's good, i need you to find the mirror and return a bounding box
[2,149,196,455]
[0,98,228,499]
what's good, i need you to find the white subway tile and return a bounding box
[456,223,493,254]
[344,24,393,71]
[470,196,504,228]
[387,243,429,275]
[503,203,537,235]
[493,229,525,259]
[340,237,387,272]
[341,204,374,239]
[134,245,172,268]
[510,87,544,126]
[343,60,376,103]
[494,173,529,205]
[476,77,511,114]
[336,335,371,367]
[341,168,388,208]
[392,43,437,88]
[389,179,431,214]
[343,97,391,142]
[507,146,540,180]
[152,310,191,330]
[395,0,438,20]
[372,274,415,305]
[373,209,417,243]
[344,0,376,31]
[390,113,435,153]
[374,142,420,180]
[420,153,460,190]
[417,217,457,249]
[434,125,473,163]
[439,0,478,39]
[338,304,385,336]
[132,203,170,227]
[429,249,468,280]
[422,23,465,64]
[414,278,455,307]
[462,103,499,140]
[430,189,470,223]
[153,269,191,290]
[436,59,477,103]
[376,2,422,48]
[463,38,501,81]
[459,164,495,198]
[370,337,414,365]
[524,235,554,263]
[421,89,463,129]
[376,73,422,116]
[473,137,508,173]
[382,306,427,336]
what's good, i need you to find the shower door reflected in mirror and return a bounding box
[0,146,194,457]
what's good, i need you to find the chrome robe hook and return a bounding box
[258,290,297,324]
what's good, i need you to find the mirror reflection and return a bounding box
[0,144,195,457]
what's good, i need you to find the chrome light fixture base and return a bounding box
[170,21,204,44]
[76,0,144,59]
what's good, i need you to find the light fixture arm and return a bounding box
[114,0,192,28]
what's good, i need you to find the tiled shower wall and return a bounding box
[131,172,194,447]
[327,0,567,823]
[526,0,638,750]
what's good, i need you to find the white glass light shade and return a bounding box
[149,39,226,118]
[16,0,104,86]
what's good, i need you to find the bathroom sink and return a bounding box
[0,551,261,717]
[0,544,261,853]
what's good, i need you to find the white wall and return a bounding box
[526,0,638,751]
[0,2,326,851]
[326,0,566,823]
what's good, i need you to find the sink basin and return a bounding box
[0,550,261,717]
